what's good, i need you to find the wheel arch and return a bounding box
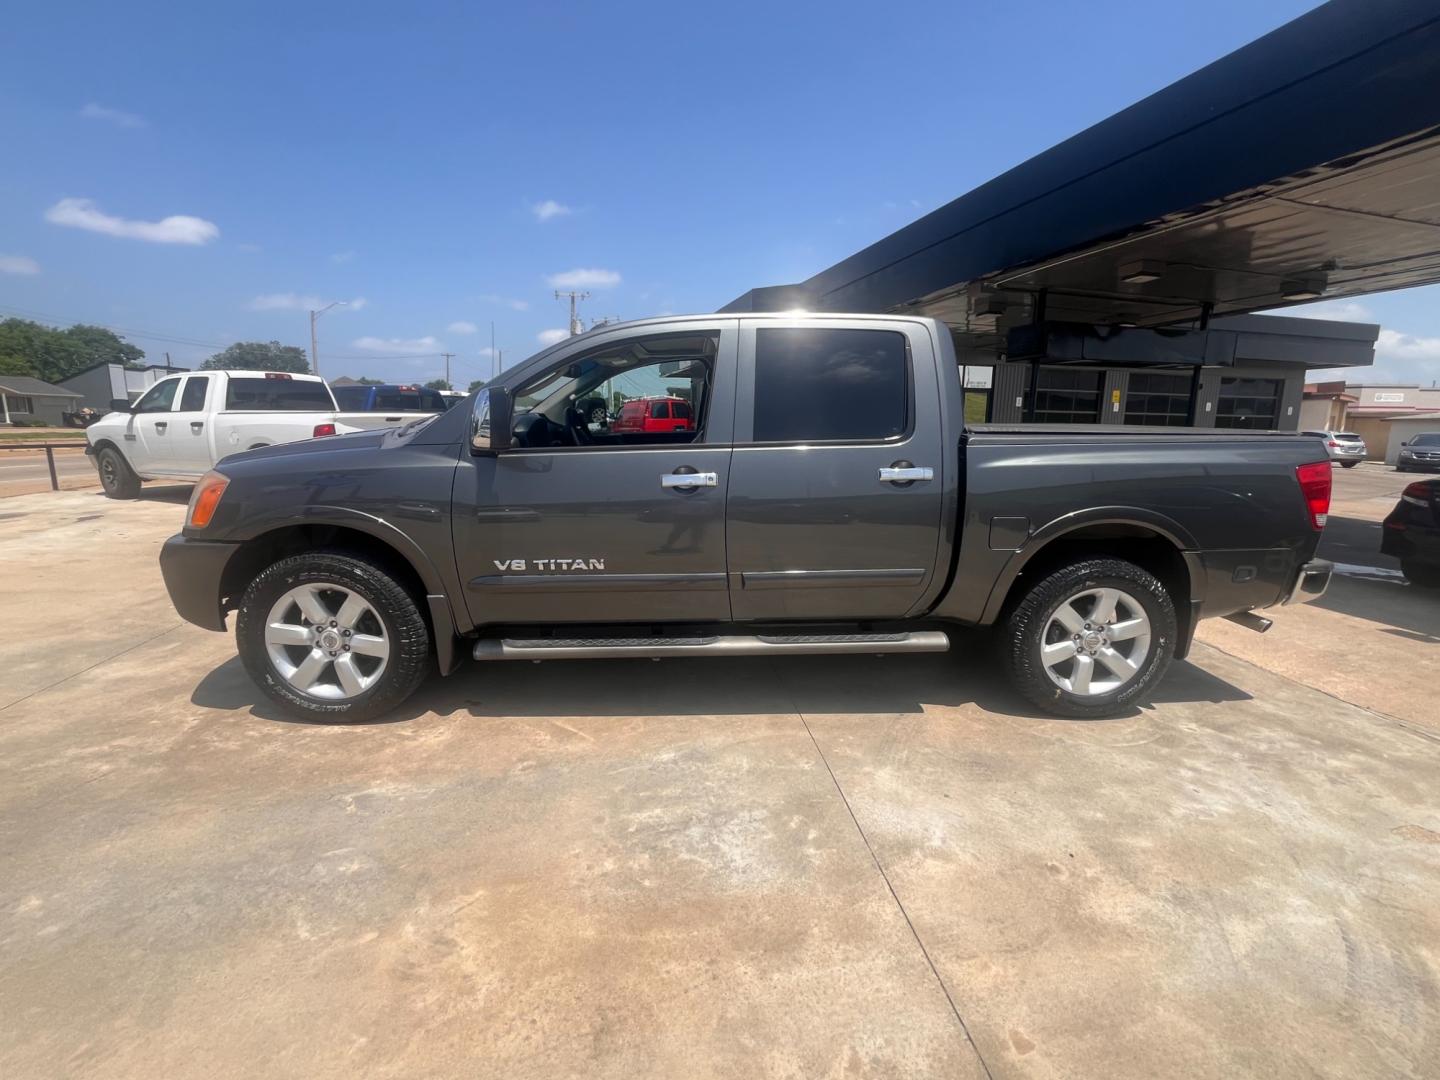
[219,516,464,671]
[982,509,1202,657]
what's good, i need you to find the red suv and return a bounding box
[611,397,694,434]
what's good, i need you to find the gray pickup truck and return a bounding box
[159,313,1333,722]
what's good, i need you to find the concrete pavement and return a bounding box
[1,487,1437,1079]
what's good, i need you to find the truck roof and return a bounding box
[205,370,327,382]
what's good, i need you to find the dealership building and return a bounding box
[722,0,1440,430]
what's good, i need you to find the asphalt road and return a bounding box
[0,447,97,497]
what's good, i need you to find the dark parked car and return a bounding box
[1381,478,1440,587]
[159,314,1333,723]
[1396,431,1440,472]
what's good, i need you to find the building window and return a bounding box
[752,327,909,442]
[1124,372,1192,426]
[4,395,34,414]
[1216,377,1283,429]
[1031,368,1101,423]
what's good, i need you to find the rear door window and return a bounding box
[650,401,668,419]
[179,375,209,412]
[751,327,909,442]
[224,377,335,410]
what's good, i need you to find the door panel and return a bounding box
[452,320,738,627]
[168,374,213,474]
[125,377,182,473]
[726,319,945,621]
[457,447,733,625]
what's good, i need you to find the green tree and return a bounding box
[63,325,144,369]
[0,355,37,377]
[356,376,384,385]
[424,378,452,391]
[0,319,147,382]
[467,379,487,394]
[201,341,310,373]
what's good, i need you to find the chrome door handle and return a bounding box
[661,471,718,489]
[191,421,204,432]
[154,421,168,433]
[879,466,933,484]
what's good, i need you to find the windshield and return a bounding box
[1411,433,1440,447]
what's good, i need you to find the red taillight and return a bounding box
[1326,440,1338,448]
[313,423,337,438]
[1402,481,1434,506]
[1295,461,1332,531]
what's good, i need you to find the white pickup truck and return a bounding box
[86,369,345,498]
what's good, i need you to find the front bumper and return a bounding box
[159,534,241,631]
[1282,559,1332,605]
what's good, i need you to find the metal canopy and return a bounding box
[722,0,1440,363]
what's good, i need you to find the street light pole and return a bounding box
[308,300,348,375]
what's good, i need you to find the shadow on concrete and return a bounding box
[1317,514,1397,570]
[1313,573,1440,642]
[192,628,1251,727]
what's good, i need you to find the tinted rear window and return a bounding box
[224,378,335,411]
[332,386,371,409]
[673,400,692,419]
[374,389,422,411]
[752,327,908,442]
[1334,432,1362,441]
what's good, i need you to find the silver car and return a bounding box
[1302,429,1367,468]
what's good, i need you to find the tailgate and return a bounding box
[334,410,433,432]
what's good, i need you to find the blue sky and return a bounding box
[2,0,1436,387]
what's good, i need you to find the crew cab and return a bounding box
[158,314,1333,723]
[332,383,451,432]
[610,396,695,434]
[86,370,344,497]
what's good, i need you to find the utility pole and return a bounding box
[164,351,172,373]
[555,290,590,336]
[441,352,455,388]
[309,300,348,375]
[490,322,496,380]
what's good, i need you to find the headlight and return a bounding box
[186,470,230,529]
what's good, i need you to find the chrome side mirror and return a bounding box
[470,387,513,453]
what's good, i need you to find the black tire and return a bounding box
[97,446,141,499]
[1341,460,1359,468]
[1400,560,1440,589]
[235,550,432,722]
[1001,557,1177,719]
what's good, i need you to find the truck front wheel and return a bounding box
[97,446,141,499]
[1001,557,1177,719]
[236,551,432,722]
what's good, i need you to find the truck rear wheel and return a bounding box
[236,550,432,722]
[97,446,141,499]
[1001,557,1177,719]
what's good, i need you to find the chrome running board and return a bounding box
[472,630,950,661]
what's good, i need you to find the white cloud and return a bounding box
[479,293,529,311]
[1278,299,1376,323]
[448,320,479,334]
[546,267,620,289]
[530,199,573,222]
[537,328,568,346]
[248,293,366,312]
[0,254,40,275]
[330,250,356,264]
[1376,328,1440,365]
[351,336,441,354]
[45,197,218,245]
[80,103,145,129]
